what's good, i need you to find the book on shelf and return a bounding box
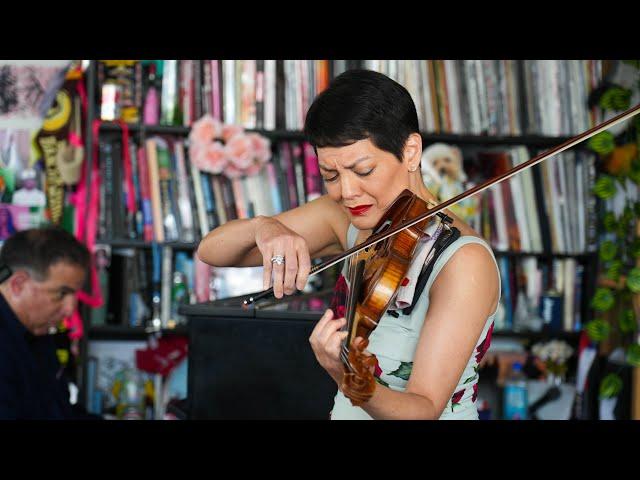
[98,59,603,139]
[465,145,596,255]
[94,246,206,330]
[136,144,154,242]
[210,174,227,226]
[173,140,196,242]
[87,60,603,343]
[96,61,143,124]
[155,138,180,241]
[494,255,585,334]
[144,138,164,242]
[160,60,179,126]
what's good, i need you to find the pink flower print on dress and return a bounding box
[451,388,465,411]
[472,383,478,403]
[374,358,383,378]
[329,274,349,317]
[475,322,494,364]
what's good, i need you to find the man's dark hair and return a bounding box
[0,227,90,281]
[304,69,420,161]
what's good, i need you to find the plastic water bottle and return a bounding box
[503,362,529,420]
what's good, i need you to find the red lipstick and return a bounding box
[347,204,372,216]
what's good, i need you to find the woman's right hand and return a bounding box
[254,216,312,298]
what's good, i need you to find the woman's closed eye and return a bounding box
[322,168,375,183]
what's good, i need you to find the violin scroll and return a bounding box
[341,337,378,406]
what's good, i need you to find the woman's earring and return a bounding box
[409,164,418,172]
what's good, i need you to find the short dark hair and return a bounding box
[0,227,90,281]
[304,69,420,161]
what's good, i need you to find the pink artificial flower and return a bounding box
[189,114,223,145]
[243,161,264,177]
[193,141,228,174]
[225,133,254,169]
[188,142,203,164]
[221,123,244,143]
[246,132,272,164]
[224,162,245,179]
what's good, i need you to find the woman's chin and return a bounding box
[349,215,380,231]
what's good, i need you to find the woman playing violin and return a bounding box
[197,69,500,420]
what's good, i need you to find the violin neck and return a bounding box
[344,258,365,346]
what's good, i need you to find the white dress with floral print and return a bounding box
[330,224,500,420]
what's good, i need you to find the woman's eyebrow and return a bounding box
[319,156,372,171]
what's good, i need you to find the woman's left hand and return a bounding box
[309,309,348,385]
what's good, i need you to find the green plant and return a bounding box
[586,61,640,402]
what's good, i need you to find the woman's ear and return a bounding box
[404,133,423,170]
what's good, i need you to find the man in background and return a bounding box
[0,227,92,419]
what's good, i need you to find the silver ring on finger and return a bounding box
[270,254,285,266]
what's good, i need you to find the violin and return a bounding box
[242,102,640,405]
[338,189,434,405]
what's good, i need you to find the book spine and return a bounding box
[145,138,165,242]
[202,60,213,117]
[99,141,113,238]
[200,172,219,230]
[240,60,256,129]
[223,60,236,124]
[192,60,202,120]
[156,142,179,240]
[303,142,322,202]
[160,60,179,125]
[264,60,276,130]
[190,159,209,238]
[180,60,192,126]
[255,59,265,130]
[211,60,222,121]
[210,175,228,225]
[128,140,142,239]
[174,140,195,242]
[160,246,172,328]
[136,145,154,242]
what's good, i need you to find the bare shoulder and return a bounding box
[430,238,499,310]
[437,238,497,281]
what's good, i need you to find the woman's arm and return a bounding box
[196,194,350,296]
[357,243,499,419]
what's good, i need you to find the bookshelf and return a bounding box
[77,59,604,419]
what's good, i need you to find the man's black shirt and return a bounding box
[0,292,74,419]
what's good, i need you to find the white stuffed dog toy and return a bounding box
[421,142,478,226]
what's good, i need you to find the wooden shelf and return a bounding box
[98,122,575,148]
[98,122,306,140]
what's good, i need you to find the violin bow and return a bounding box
[244,103,640,307]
